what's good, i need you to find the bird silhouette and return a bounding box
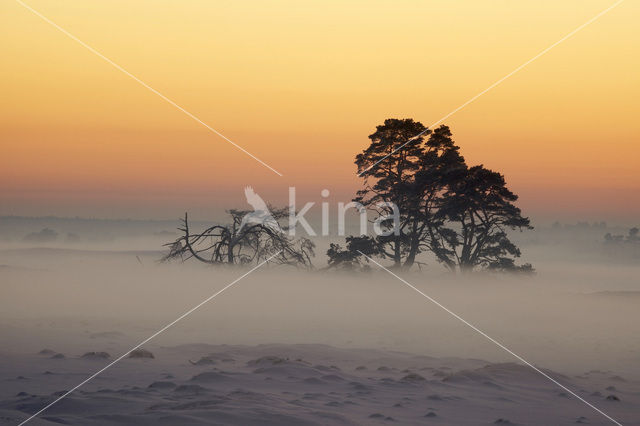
[238,186,281,233]
[244,186,269,212]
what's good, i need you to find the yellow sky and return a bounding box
[1,0,638,220]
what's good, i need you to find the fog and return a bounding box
[1,218,638,379]
[1,217,639,425]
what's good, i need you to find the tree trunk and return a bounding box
[393,238,402,268]
[227,241,235,264]
[459,262,473,274]
[402,219,421,269]
[403,236,419,269]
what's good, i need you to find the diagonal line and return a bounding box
[17,251,282,426]
[358,0,625,177]
[14,0,283,177]
[358,251,623,426]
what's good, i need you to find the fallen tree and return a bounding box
[162,209,315,268]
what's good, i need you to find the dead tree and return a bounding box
[162,208,315,268]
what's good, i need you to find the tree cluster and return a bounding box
[328,118,533,273]
[602,227,640,261]
[604,227,639,245]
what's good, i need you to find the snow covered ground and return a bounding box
[1,242,639,425]
[1,343,638,425]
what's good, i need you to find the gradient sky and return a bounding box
[1,0,638,222]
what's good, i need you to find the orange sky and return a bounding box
[1,0,638,222]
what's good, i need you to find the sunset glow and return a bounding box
[1,0,638,220]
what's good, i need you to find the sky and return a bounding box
[1,0,638,223]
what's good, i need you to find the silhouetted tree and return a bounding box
[354,119,465,269]
[163,209,315,268]
[431,165,533,273]
[410,125,467,267]
[23,228,58,243]
[349,118,532,273]
[602,227,640,261]
[604,227,640,245]
[354,118,427,268]
[604,232,623,243]
[326,235,380,270]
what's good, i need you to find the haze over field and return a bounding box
[1,217,639,425]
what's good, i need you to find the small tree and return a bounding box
[431,165,533,273]
[326,235,380,271]
[602,227,640,261]
[163,210,315,268]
